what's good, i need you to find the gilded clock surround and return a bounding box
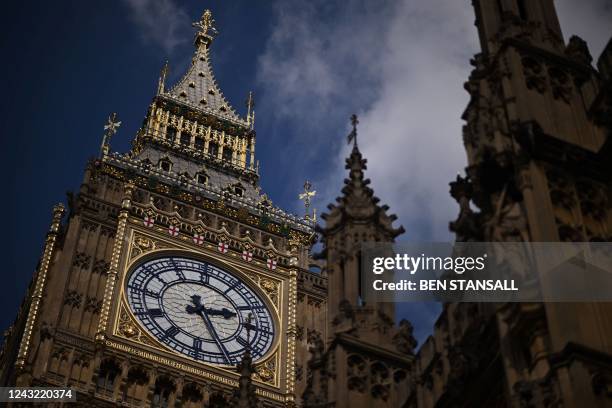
[106,223,289,390]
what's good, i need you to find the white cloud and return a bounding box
[256,0,611,339]
[258,0,477,241]
[122,0,191,54]
[258,0,612,242]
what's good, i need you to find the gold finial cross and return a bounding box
[193,9,218,37]
[347,114,359,147]
[299,180,317,221]
[100,113,122,157]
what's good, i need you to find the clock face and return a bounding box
[126,256,275,365]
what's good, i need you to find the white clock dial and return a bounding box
[126,256,275,365]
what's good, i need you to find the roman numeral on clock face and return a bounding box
[192,338,202,359]
[236,336,250,348]
[237,305,264,311]
[148,308,164,317]
[163,326,180,339]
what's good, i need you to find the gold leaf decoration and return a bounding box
[116,303,157,347]
[254,356,277,385]
[260,278,279,307]
[130,233,167,260]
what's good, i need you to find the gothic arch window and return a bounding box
[96,359,120,396]
[194,136,205,150]
[58,354,70,377]
[48,350,68,379]
[152,376,175,408]
[79,360,90,384]
[181,383,203,408]
[209,392,229,408]
[222,147,233,162]
[180,132,191,146]
[158,158,173,172]
[166,127,177,142]
[70,357,83,382]
[196,172,208,185]
[245,148,251,167]
[225,182,244,197]
[208,141,219,158]
[124,366,149,404]
[234,184,243,197]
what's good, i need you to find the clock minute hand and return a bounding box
[186,296,236,320]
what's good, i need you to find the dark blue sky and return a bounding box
[1,0,610,345]
[0,1,364,339]
[0,1,281,335]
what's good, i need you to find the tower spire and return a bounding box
[157,60,168,95]
[347,114,359,149]
[246,91,255,129]
[193,9,218,48]
[154,8,249,128]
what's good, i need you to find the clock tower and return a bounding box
[0,9,327,407]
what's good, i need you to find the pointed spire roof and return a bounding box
[320,116,404,239]
[160,10,249,128]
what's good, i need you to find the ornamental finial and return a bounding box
[245,91,255,129]
[193,9,218,44]
[299,180,317,222]
[347,114,359,148]
[100,113,122,157]
[157,60,169,94]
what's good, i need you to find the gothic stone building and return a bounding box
[302,0,612,407]
[2,1,612,407]
[0,10,326,408]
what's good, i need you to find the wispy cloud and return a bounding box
[122,0,191,54]
[258,0,612,241]
[258,0,477,242]
[256,0,612,341]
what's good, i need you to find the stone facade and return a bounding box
[2,1,612,407]
[0,10,326,408]
[302,0,612,407]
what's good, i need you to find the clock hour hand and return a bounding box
[185,295,232,363]
[185,295,236,320]
[185,295,204,315]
